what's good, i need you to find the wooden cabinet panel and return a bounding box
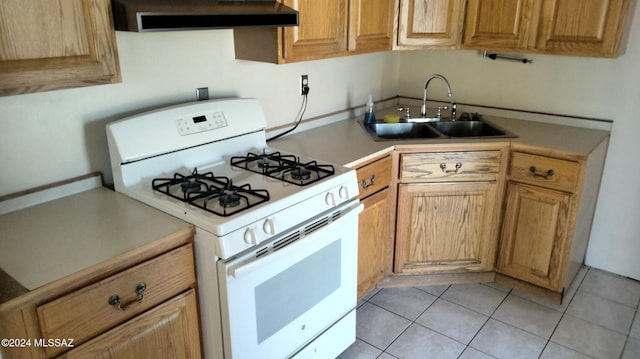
[397,0,466,48]
[63,289,201,359]
[356,156,392,199]
[400,151,501,182]
[282,0,348,60]
[350,0,396,52]
[0,0,120,96]
[357,188,391,298]
[37,244,195,357]
[463,0,535,49]
[536,0,632,57]
[395,181,498,274]
[497,182,572,291]
[510,152,580,193]
[355,155,392,298]
[235,0,395,63]
[463,0,632,57]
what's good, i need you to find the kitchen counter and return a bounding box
[269,106,610,166]
[0,186,193,305]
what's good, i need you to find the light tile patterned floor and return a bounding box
[338,267,640,359]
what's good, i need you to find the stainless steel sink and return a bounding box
[360,118,517,141]
[362,122,440,140]
[429,120,510,138]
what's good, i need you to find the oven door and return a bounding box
[218,200,362,359]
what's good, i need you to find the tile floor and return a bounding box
[338,267,640,359]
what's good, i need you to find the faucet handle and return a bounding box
[397,106,411,119]
[436,106,449,119]
[451,101,457,120]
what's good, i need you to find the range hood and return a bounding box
[112,0,299,32]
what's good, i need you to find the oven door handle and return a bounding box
[227,201,362,279]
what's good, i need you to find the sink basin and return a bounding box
[359,118,517,141]
[362,122,440,140]
[429,120,512,138]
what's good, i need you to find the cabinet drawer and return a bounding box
[400,151,501,182]
[37,244,195,356]
[356,156,391,199]
[510,152,580,193]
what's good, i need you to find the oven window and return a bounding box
[255,239,342,343]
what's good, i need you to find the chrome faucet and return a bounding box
[421,74,456,120]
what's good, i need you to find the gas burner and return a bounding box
[290,167,312,180]
[181,177,204,194]
[231,150,335,186]
[256,158,271,168]
[231,150,297,175]
[152,168,218,201]
[218,192,241,208]
[152,169,270,216]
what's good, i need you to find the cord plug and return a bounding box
[302,86,310,95]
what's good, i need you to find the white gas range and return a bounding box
[106,98,362,359]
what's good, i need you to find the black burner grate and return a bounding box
[152,169,269,217]
[231,150,334,186]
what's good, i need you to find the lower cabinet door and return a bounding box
[357,188,391,298]
[394,181,499,274]
[497,182,572,291]
[63,289,201,359]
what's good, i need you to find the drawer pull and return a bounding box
[440,162,462,174]
[529,166,555,179]
[360,175,376,189]
[108,282,147,311]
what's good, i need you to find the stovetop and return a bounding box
[106,98,360,258]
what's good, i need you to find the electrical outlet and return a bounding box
[300,75,309,95]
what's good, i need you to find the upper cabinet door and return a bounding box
[462,0,536,49]
[536,0,632,57]
[0,0,120,96]
[281,0,348,61]
[349,0,397,52]
[397,0,466,48]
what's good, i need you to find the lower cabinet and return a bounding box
[496,141,608,301]
[0,241,202,359]
[393,144,508,276]
[63,289,200,359]
[358,188,391,298]
[395,181,499,274]
[354,155,392,299]
[497,182,572,291]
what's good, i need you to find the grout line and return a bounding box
[539,267,592,358]
[619,294,640,359]
[458,286,513,358]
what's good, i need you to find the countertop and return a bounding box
[0,187,192,304]
[269,107,610,167]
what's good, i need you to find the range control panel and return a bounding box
[175,111,228,136]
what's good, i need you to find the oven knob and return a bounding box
[263,218,277,235]
[243,228,257,245]
[339,186,349,199]
[325,192,336,206]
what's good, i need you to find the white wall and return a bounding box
[397,4,640,280]
[0,30,399,193]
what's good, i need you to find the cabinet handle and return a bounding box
[440,162,462,173]
[108,282,147,311]
[360,175,375,189]
[529,166,554,179]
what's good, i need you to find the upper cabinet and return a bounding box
[0,0,121,96]
[462,0,634,57]
[535,0,632,57]
[234,0,396,63]
[462,0,534,49]
[396,0,466,49]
